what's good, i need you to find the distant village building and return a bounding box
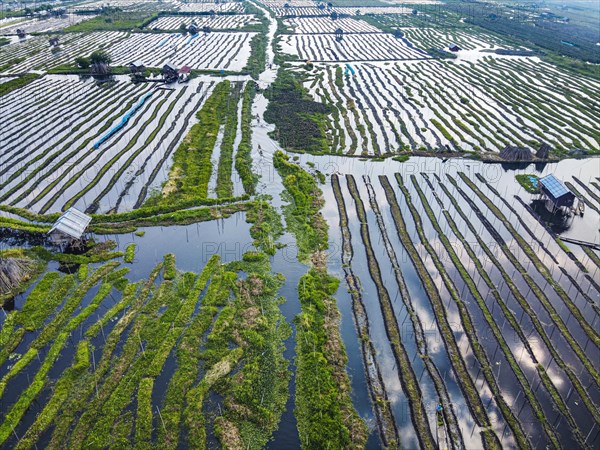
[178,65,191,83]
[448,43,461,52]
[129,61,146,80]
[48,208,92,245]
[188,22,199,35]
[51,8,66,17]
[162,63,179,83]
[335,27,343,41]
[16,29,26,38]
[49,37,60,47]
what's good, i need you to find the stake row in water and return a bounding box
[378,175,501,449]
[442,174,600,426]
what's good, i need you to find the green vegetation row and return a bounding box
[273,150,328,262]
[331,174,399,447]
[235,81,259,195]
[148,81,232,206]
[274,152,366,448]
[410,174,564,448]
[378,175,501,449]
[345,174,436,449]
[361,175,463,447]
[458,172,600,350]
[216,83,243,198]
[0,74,41,97]
[433,174,600,429]
[446,172,600,405]
[393,173,532,448]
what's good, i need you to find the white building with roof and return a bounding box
[48,208,92,244]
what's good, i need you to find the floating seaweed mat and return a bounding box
[92,91,154,150]
[0,258,36,294]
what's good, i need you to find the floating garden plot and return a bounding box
[0,75,219,214]
[147,14,259,30]
[174,1,244,13]
[0,32,126,74]
[1,0,600,447]
[108,32,256,71]
[280,32,429,61]
[401,27,525,52]
[0,14,95,35]
[270,4,439,17]
[283,16,381,34]
[301,57,600,155]
[324,162,600,448]
[76,0,176,11]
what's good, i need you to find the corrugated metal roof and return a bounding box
[48,208,92,240]
[539,174,571,199]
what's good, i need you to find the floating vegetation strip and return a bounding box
[275,153,366,448]
[265,70,331,155]
[0,73,42,97]
[422,173,597,435]
[11,202,291,448]
[124,244,136,263]
[235,81,259,195]
[379,175,501,449]
[0,264,121,445]
[459,172,600,349]
[273,151,328,262]
[362,175,465,449]
[394,173,532,449]
[0,263,119,400]
[411,174,565,448]
[295,268,367,449]
[345,174,436,450]
[216,83,243,198]
[443,175,600,421]
[331,174,399,448]
[152,81,231,205]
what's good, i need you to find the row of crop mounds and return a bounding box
[303,56,599,155]
[401,27,526,51]
[75,0,177,12]
[109,31,255,71]
[0,32,126,74]
[147,14,259,30]
[280,30,429,61]
[174,0,245,14]
[266,2,439,17]
[331,171,600,449]
[0,14,94,36]
[283,16,381,33]
[0,75,220,214]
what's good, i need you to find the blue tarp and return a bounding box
[345,63,355,76]
[159,34,179,47]
[186,33,199,45]
[92,92,154,149]
[528,176,539,187]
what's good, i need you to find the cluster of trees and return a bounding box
[75,50,112,75]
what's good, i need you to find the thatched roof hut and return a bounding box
[536,143,551,159]
[499,145,533,161]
